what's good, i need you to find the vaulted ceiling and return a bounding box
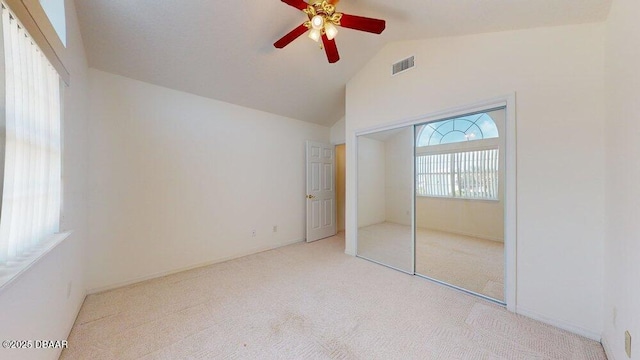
[75,0,612,126]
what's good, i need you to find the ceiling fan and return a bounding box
[274,0,386,63]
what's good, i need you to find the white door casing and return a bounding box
[306,141,337,242]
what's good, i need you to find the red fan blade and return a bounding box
[321,34,340,63]
[339,14,386,34]
[281,0,308,11]
[274,24,309,49]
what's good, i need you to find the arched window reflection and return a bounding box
[416,113,499,147]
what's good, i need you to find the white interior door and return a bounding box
[306,141,337,242]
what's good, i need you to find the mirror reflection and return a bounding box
[356,127,414,273]
[414,108,506,301]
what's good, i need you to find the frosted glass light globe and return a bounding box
[308,28,321,42]
[325,22,338,40]
[311,15,324,30]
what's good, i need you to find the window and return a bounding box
[0,4,61,265]
[416,149,499,199]
[39,0,66,46]
[416,112,500,200]
[416,112,499,146]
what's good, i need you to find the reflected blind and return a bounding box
[0,5,61,264]
[416,148,499,200]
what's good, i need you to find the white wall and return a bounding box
[357,127,413,228]
[86,70,329,291]
[0,1,89,359]
[356,136,386,227]
[384,127,413,226]
[416,197,504,241]
[330,116,346,145]
[603,0,640,358]
[346,24,606,338]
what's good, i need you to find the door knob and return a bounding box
[306,195,316,199]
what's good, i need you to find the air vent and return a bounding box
[392,56,415,76]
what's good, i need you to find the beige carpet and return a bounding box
[357,222,414,272]
[358,222,504,301]
[61,234,605,359]
[415,228,504,301]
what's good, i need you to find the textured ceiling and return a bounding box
[75,0,612,126]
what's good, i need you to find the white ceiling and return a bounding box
[75,0,611,127]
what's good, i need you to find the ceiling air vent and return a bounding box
[392,56,415,76]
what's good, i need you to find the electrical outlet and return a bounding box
[251,229,256,237]
[67,281,72,299]
[625,331,632,358]
[273,225,278,233]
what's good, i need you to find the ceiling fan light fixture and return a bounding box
[274,0,386,63]
[311,15,324,30]
[324,22,338,40]
[308,28,321,42]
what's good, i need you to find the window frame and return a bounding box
[3,0,69,84]
[0,1,69,293]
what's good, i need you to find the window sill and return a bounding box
[416,195,500,203]
[0,231,73,295]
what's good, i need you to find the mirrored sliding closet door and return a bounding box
[355,107,507,304]
[356,126,414,273]
[414,108,506,302]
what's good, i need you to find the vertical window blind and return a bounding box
[416,148,499,200]
[0,5,61,265]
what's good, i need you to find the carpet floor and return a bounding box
[358,222,504,301]
[61,234,605,359]
[415,227,504,301]
[357,222,414,272]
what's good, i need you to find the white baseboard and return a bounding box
[87,239,304,295]
[516,306,601,341]
[56,290,87,358]
[601,335,617,360]
[419,226,503,243]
